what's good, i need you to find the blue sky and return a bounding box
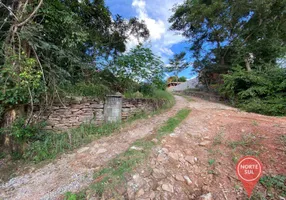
[105,0,195,79]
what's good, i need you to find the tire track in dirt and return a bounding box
[122,97,286,200]
[0,95,189,200]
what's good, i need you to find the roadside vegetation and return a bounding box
[0,89,174,162]
[169,0,286,116]
[0,0,174,160]
[64,108,191,200]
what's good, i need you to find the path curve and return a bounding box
[122,97,286,200]
[0,95,189,200]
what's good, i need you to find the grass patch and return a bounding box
[252,120,259,126]
[67,108,191,199]
[19,92,175,163]
[228,133,258,149]
[280,135,286,146]
[157,109,191,139]
[61,82,111,99]
[213,131,224,145]
[23,122,121,162]
[259,175,286,198]
[208,158,215,165]
[0,152,6,159]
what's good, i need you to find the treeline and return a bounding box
[0,0,167,119]
[170,0,286,115]
[0,0,169,155]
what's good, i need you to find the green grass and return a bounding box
[252,120,259,126]
[259,175,286,198]
[228,133,258,149]
[61,82,111,99]
[208,158,215,165]
[0,152,6,159]
[213,131,224,145]
[67,108,191,199]
[20,91,175,163]
[23,112,150,163]
[23,122,121,162]
[157,109,190,139]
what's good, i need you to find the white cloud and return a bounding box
[129,0,186,63]
[159,47,174,56]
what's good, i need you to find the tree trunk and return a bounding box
[245,58,252,72]
[1,106,24,152]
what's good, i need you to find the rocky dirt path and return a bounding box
[0,96,189,200]
[124,97,286,200]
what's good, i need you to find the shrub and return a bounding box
[220,66,286,116]
[139,83,156,96]
[0,118,46,144]
[61,82,111,98]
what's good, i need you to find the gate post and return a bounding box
[104,92,122,123]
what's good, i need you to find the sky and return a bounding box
[105,0,195,79]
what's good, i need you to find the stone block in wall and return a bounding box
[82,108,93,112]
[70,104,84,109]
[89,103,104,109]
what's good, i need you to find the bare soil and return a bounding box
[0,96,188,200]
[1,95,285,200]
[123,97,286,200]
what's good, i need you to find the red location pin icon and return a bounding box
[236,156,263,198]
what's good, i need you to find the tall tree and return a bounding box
[112,45,164,83]
[166,52,189,82]
[169,0,286,85]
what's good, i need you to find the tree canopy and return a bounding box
[170,0,286,115]
[0,0,151,111]
[170,0,286,82]
[166,52,189,82]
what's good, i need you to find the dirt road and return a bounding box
[123,97,286,200]
[1,96,285,200]
[0,96,189,200]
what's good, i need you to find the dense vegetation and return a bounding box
[0,0,170,156]
[170,0,286,115]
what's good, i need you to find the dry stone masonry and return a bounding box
[41,96,163,131]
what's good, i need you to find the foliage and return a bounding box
[221,66,286,115]
[0,0,150,121]
[112,45,164,82]
[166,52,189,82]
[260,175,286,197]
[22,90,174,162]
[23,122,120,162]
[61,82,111,99]
[0,53,44,107]
[178,76,187,82]
[64,192,80,200]
[67,108,190,199]
[0,118,46,144]
[157,108,190,139]
[167,76,177,83]
[170,0,286,115]
[170,0,286,80]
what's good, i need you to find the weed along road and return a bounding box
[1,95,285,199]
[0,96,189,200]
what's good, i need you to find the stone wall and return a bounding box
[41,96,162,131]
[122,98,161,120]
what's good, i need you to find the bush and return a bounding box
[220,66,286,116]
[139,83,156,96]
[61,82,111,98]
[0,118,46,144]
[24,122,120,162]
